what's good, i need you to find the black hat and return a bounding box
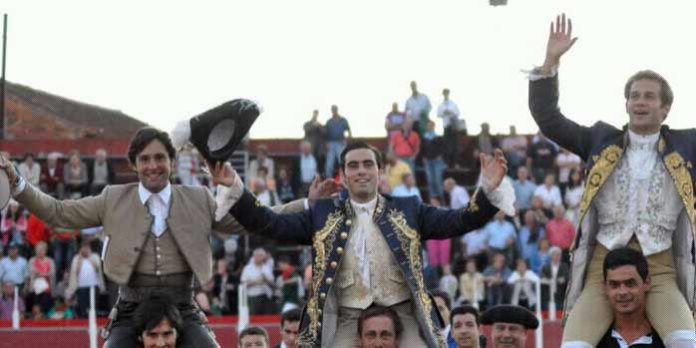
[0,170,10,211]
[171,99,261,164]
[480,305,539,329]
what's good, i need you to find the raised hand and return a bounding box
[307,176,342,204]
[480,149,507,192]
[543,13,578,72]
[208,161,237,187]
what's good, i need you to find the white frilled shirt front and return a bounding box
[595,130,684,256]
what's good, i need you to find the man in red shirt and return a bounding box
[545,205,575,262]
[389,119,420,173]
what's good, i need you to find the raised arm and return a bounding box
[529,14,593,159]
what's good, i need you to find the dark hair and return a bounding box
[127,127,177,166]
[23,152,34,162]
[339,141,383,173]
[281,308,301,328]
[238,326,269,345]
[133,293,183,345]
[624,70,674,107]
[603,247,649,282]
[431,289,452,310]
[357,305,403,339]
[567,168,583,189]
[450,305,480,326]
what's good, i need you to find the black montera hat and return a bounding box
[480,305,539,329]
[171,99,261,163]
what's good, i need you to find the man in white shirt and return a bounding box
[532,173,562,209]
[405,81,432,136]
[299,141,318,195]
[247,145,275,188]
[241,248,275,315]
[66,240,105,318]
[444,178,470,210]
[0,244,27,290]
[437,88,462,167]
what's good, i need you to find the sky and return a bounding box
[2,0,695,139]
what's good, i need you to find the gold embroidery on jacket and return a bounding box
[387,209,447,347]
[298,211,342,346]
[664,152,696,230]
[576,145,623,250]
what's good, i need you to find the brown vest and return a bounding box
[134,228,191,276]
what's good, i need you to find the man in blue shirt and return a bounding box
[324,105,352,178]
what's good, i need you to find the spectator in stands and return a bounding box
[384,151,412,193]
[437,88,462,168]
[175,144,201,186]
[555,148,581,196]
[248,144,276,188]
[512,167,536,217]
[458,259,484,309]
[89,148,115,195]
[533,173,562,210]
[432,289,455,347]
[526,132,558,184]
[391,172,421,200]
[324,104,352,178]
[40,152,64,198]
[473,123,498,158]
[444,178,470,210]
[212,258,238,315]
[536,239,552,271]
[241,248,275,315]
[389,118,420,173]
[276,168,296,204]
[545,205,575,261]
[358,305,403,348]
[483,211,516,263]
[51,225,79,284]
[0,280,24,320]
[63,150,88,198]
[253,176,281,207]
[18,153,41,188]
[597,248,665,347]
[507,259,539,310]
[405,81,432,136]
[421,120,447,198]
[500,125,528,176]
[0,243,27,292]
[303,109,325,173]
[385,102,408,138]
[563,168,584,227]
[134,293,183,348]
[25,241,55,319]
[426,197,452,270]
[1,200,27,254]
[276,308,301,348]
[439,266,459,304]
[540,246,569,312]
[275,255,304,310]
[517,210,546,273]
[298,140,318,195]
[529,196,551,225]
[480,305,539,348]
[450,305,483,348]
[239,326,270,348]
[483,253,512,308]
[460,228,489,272]
[65,240,105,318]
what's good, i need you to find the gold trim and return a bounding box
[664,152,696,230]
[298,211,343,346]
[467,189,480,213]
[575,145,623,249]
[387,209,447,347]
